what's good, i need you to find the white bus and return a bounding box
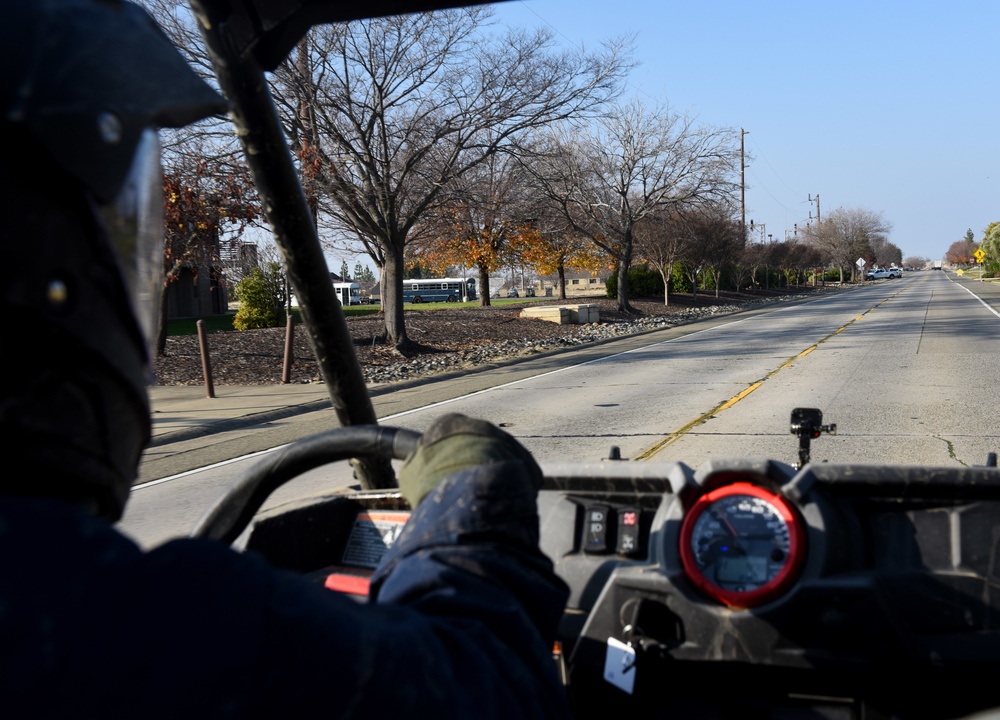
[333,282,362,305]
[402,277,476,303]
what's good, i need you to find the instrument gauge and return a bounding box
[679,482,805,608]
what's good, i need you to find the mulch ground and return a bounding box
[153,288,826,386]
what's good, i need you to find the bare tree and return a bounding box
[682,206,744,298]
[633,212,684,306]
[268,10,630,351]
[140,1,241,164]
[533,97,741,312]
[805,207,892,282]
[783,241,824,286]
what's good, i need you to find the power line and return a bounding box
[746,134,804,199]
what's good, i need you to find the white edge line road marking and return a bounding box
[947,275,1000,319]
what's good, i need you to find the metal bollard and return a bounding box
[196,319,215,399]
[282,313,295,384]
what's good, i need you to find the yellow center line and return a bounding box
[634,285,910,461]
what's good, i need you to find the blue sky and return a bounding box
[490,0,999,262]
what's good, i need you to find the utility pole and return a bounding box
[740,129,747,240]
[809,194,820,224]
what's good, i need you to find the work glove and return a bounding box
[397,413,542,507]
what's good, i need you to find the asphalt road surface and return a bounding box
[119,271,1000,548]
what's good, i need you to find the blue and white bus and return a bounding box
[402,277,476,303]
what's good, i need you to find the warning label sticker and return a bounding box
[341,511,410,569]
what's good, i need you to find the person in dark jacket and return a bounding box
[0,1,570,717]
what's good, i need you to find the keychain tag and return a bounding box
[603,637,637,694]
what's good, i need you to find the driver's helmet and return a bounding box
[0,0,227,519]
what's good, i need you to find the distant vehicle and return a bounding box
[933,260,943,270]
[866,268,894,280]
[402,277,476,303]
[507,288,519,298]
[333,282,362,305]
[524,287,536,297]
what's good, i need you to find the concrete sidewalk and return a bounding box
[147,382,334,445]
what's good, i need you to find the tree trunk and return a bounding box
[615,261,630,312]
[557,264,567,300]
[374,260,385,311]
[478,264,491,307]
[155,278,172,357]
[382,245,409,350]
[615,237,634,313]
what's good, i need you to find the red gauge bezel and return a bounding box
[679,481,806,609]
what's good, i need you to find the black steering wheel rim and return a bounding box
[191,425,421,544]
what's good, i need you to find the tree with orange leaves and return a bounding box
[511,225,598,301]
[160,149,260,354]
[417,207,520,307]
[416,152,534,306]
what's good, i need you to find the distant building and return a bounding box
[162,236,256,319]
[536,268,610,298]
[164,264,227,318]
[357,280,380,303]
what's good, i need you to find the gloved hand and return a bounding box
[397,413,542,507]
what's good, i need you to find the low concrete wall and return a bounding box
[521,304,599,325]
[567,304,599,323]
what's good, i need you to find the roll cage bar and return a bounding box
[189,0,502,489]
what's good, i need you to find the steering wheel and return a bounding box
[191,425,421,544]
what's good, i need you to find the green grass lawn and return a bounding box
[166,313,239,336]
[165,305,380,336]
[165,297,552,336]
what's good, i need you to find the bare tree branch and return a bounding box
[268,10,632,349]
[531,96,741,311]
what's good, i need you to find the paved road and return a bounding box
[137,299,801,483]
[634,270,1000,466]
[120,271,1000,547]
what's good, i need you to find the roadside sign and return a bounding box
[974,248,986,262]
[856,258,866,268]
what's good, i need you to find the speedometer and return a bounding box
[679,482,806,608]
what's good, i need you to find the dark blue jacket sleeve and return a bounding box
[370,458,571,717]
[0,459,570,719]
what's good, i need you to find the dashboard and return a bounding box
[217,431,1000,720]
[540,459,1000,718]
